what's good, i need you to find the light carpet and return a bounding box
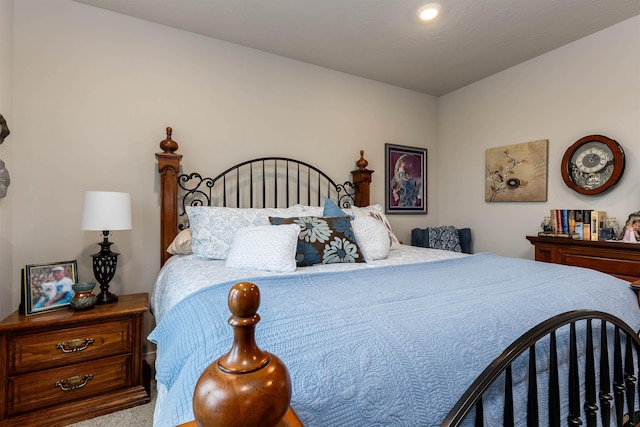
[66,380,156,427]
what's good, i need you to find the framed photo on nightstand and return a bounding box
[22,260,78,315]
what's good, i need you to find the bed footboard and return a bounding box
[441,310,640,427]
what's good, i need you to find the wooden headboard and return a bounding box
[155,127,373,266]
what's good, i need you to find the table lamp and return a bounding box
[81,191,132,304]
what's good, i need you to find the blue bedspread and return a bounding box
[148,253,640,426]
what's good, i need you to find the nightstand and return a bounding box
[0,293,150,427]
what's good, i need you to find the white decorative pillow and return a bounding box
[166,229,193,255]
[350,204,401,248]
[352,216,391,261]
[187,206,302,260]
[287,204,324,217]
[226,224,300,272]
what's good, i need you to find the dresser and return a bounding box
[526,236,640,282]
[0,293,150,427]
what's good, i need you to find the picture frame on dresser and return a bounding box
[621,210,640,242]
[385,143,427,214]
[22,260,78,315]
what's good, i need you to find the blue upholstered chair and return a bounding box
[411,226,472,254]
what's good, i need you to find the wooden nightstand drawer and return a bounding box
[9,319,133,375]
[7,354,132,416]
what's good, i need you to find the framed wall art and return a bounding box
[385,143,427,214]
[0,113,9,143]
[0,113,10,199]
[485,139,548,202]
[22,260,78,315]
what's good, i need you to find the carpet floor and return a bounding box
[66,380,156,427]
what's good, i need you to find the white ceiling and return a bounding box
[73,0,640,96]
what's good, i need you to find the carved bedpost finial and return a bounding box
[356,149,368,170]
[159,126,179,154]
[218,282,269,372]
[351,150,373,207]
[193,282,292,427]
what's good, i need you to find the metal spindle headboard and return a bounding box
[175,157,358,232]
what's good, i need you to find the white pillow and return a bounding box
[287,204,324,217]
[350,204,401,248]
[352,216,391,261]
[166,229,193,255]
[226,224,300,272]
[187,206,301,260]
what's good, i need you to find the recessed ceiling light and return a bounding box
[417,3,441,22]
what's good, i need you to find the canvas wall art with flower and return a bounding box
[485,139,548,202]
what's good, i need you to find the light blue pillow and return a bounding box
[323,198,348,217]
[187,206,298,260]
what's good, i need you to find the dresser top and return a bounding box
[0,293,149,332]
[526,235,640,251]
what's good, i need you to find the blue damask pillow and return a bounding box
[269,215,365,267]
[428,225,462,252]
[411,227,472,254]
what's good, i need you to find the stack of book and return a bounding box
[539,209,607,240]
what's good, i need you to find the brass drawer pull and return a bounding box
[56,338,94,353]
[54,375,94,392]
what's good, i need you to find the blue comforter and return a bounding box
[148,253,640,426]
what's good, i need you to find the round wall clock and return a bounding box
[561,134,625,195]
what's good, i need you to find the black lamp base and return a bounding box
[91,231,120,305]
[96,291,118,304]
[96,289,118,305]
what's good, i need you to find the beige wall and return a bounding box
[0,0,13,318]
[4,1,639,326]
[438,15,640,258]
[6,0,439,325]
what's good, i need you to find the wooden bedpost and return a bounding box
[156,127,182,267]
[351,150,373,207]
[193,282,292,427]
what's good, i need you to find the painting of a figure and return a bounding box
[385,143,427,214]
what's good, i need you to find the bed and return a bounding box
[150,127,640,427]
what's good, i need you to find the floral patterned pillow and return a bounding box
[269,216,365,267]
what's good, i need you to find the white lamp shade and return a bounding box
[81,191,132,231]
